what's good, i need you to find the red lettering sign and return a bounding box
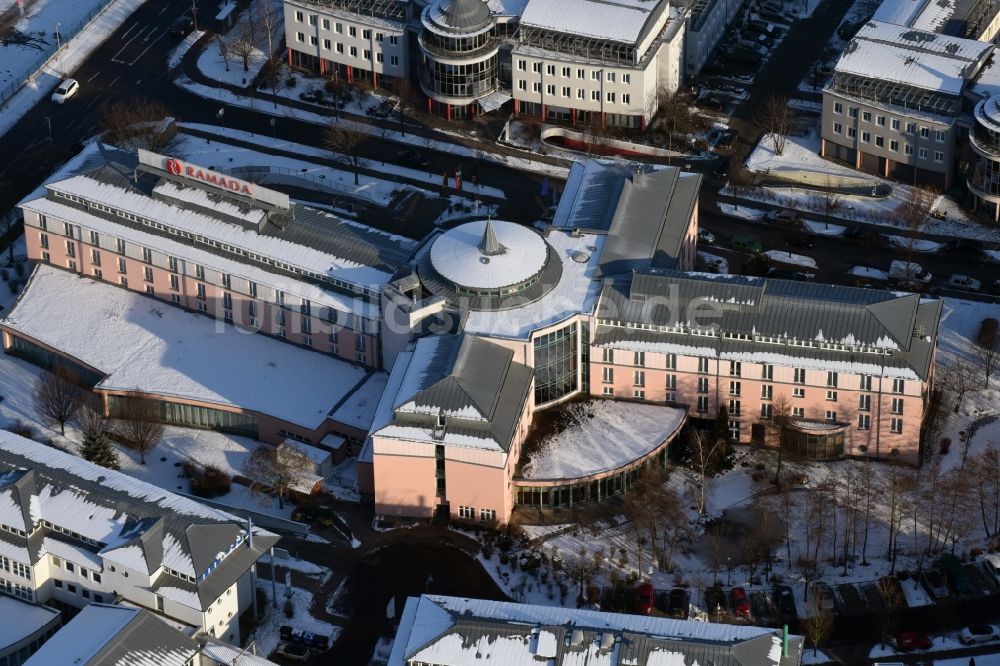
[167,158,252,196]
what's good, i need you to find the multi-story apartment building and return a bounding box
[284,0,685,123]
[0,431,278,645]
[284,0,409,87]
[683,0,745,78]
[390,595,805,665]
[820,21,992,189]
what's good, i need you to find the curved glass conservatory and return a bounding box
[968,95,1000,222]
[418,0,500,119]
[783,420,847,460]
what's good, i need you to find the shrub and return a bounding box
[7,420,35,439]
[286,76,298,88]
[187,463,233,498]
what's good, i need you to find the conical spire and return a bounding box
[478,221,506,256]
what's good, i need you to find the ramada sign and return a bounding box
[163,157,253,196]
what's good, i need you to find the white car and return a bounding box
[698,228,716,244]
[948,274,981,292]
[51,79,80,104]
[959,624,999,644]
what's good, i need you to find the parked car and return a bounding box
[940,554,973,595]
[773,584,797,621]
[731,235,763,254]
[705,586,727,616]
[768,268,813,281]
[765,208,800,225]
[810,581,834,611]
[397,149,431,170]
[291,504,337,527]
[894,631,932,652]
[730,587,751,617]
[988,279,1000,296]
[781,231,814,249]
[280,626,331,651]
[947,274,981,292]
[982,553,1000,581]
[941,238,985,257]
[275,642,310,661]
[922,570,950,598]
[667,588,690,619]
[698,228,716,244]
[51,79,80,104]
[169,12,195,38]
[960,624,1000,644]
[635,583,654,614]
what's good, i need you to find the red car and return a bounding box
[895,631,931,652]
[731,587,751,617]
[635,583,654,614]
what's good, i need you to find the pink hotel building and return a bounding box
[5,149,941,524]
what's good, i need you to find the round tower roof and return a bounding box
[435,0,491,31]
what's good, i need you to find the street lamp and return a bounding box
[269,117,276,143]
[217,107,225,131]
[727,557,732,586]
[55,22,61,77]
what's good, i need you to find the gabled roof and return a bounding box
[390,595,803,666]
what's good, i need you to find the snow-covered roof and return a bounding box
[2,264,370,430]
[0,431,278,610]
[486,0,528,16]
[871,0,928,27]
[0,595,59,649]
[389,595,803,666]
[463,230,605,339]
[835,22,992,94]
[24,604,198,666]
[329,371,390,431]
[519,0,664,43]
[359,350,415,464]
[520,400,685,480]
[43,170,412,291]
[200,641,280,665]
[430,220,549,290]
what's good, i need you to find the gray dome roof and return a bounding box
[437,0,491,31]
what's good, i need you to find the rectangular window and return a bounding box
[577,68,585,79]
[833,122,842,135]
[826,410,837,422]
[119,276,127,287]
[858,414,870,430]
[335,22,342,33]
[622,93,630,104]
[168,256,178,272]
[518,80,527,91]
[64,222,74,237]
[761,363,773,380]
[294,10,303,21]
[698,357,709,373]
[729,381,741,396]
[935,129,945,142]
[197,283,206,300]
[858,394,871,411]
[545,64,555,75]
[143,266,153,283]
[39,233,48,249]
[761,384,773,400]
[634,351,645,366]
[697,396,709,413]
[363,49,371,59]
[66,562,74,573]
[322,18,330,29]
[376,53,383,63]
[889,139,899,152]
[145,285,154,295]
[920,127,930,138]
[905,122,916,133]
[606,72,615,82]
[390,54,399,66]
[336,43,344,53]
[577,89,584,99]
[729,361,741,377]
[794,368,805,384]
[890,418,903,434]
[458,506,474,520]
[170,274,179,291]
[195,265,205,280]
[861,131,871,143]
[848,107,858,118]
[592,70,600,80]
[891,398,904,414]
[223,292,233,309]
[562,86,570,97]
[606,92,615,103]
[561,66,570,77]
[533,82,541,93]
[602,348,613,363]
[141,247,152,263]
[633,370,645,387]
[591,90,599,101]
[876,115,885,126]
[793,387,805,398]
[905,144,914,156]
[295,32,304,42]
[665,374,676,390]
[349,26,356,37]
[861,111,871,122]
[350,46,357,57]
[65,240,75,257]
[934,150,943,162]
[117,257,127,274]
[517,59,526,71]
[309,35,317,45]
[827,371,838,387]
[479,508,496,523]
[892,379,905,394]
[860,375,872,391]
[697,377,709,393]
[665,354,677,370]
[826,390,838,402]
[546,84,556,95]
[793,407,804,418]
[602,386,614,396]
[847,127,857,139]
[323,38,331,49]
[602,367,613,383]
[89,230,99,245]
[875,136,884,148]
[533,62,541,73]
[761,403,773,419]
[362,29,371,39]
[634,389,645,399]
[834,102,843,114]
[891,118,900,130]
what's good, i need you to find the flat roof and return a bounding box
[329,371,389,431]
[519,0,663,43]
[835,21,992,94]
[3,265,369,430]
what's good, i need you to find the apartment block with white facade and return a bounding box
[511,0,684,128]
[284,0,410,87]
[0,431,279,645]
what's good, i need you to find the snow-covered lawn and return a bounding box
[801,220,845,236]
[717,202,767,220]
[255,575,339,657]
[520,401,685,480]
[0,235,28,314]
[886,235,944,253]
[166,28,203,70]
[697,251,729,274]
[0,0,147,140]
[195,0,282,88]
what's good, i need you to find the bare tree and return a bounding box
[757,94,790,156]
[971,448,1000,538]
[884,465,913,573]
[689,429,723,515]
[324,123,366,186]
[255,0,281,60]
[114,394,165,465]
[820,178,840,228]
[390,77,421,137]
[974,318,999,385]
[859,460,876,565]
[98,98,176,153]
[876,577,904,649]
[760,393,792,485]
[896,186,936,271]
[229,27,257,72]
[801,600,834,657]
[0,203,16,264]
[34,367,83,436]
[216,35,231,72]
[242,442,312,508]
[940,356,978,413]
[261,57,291,109]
